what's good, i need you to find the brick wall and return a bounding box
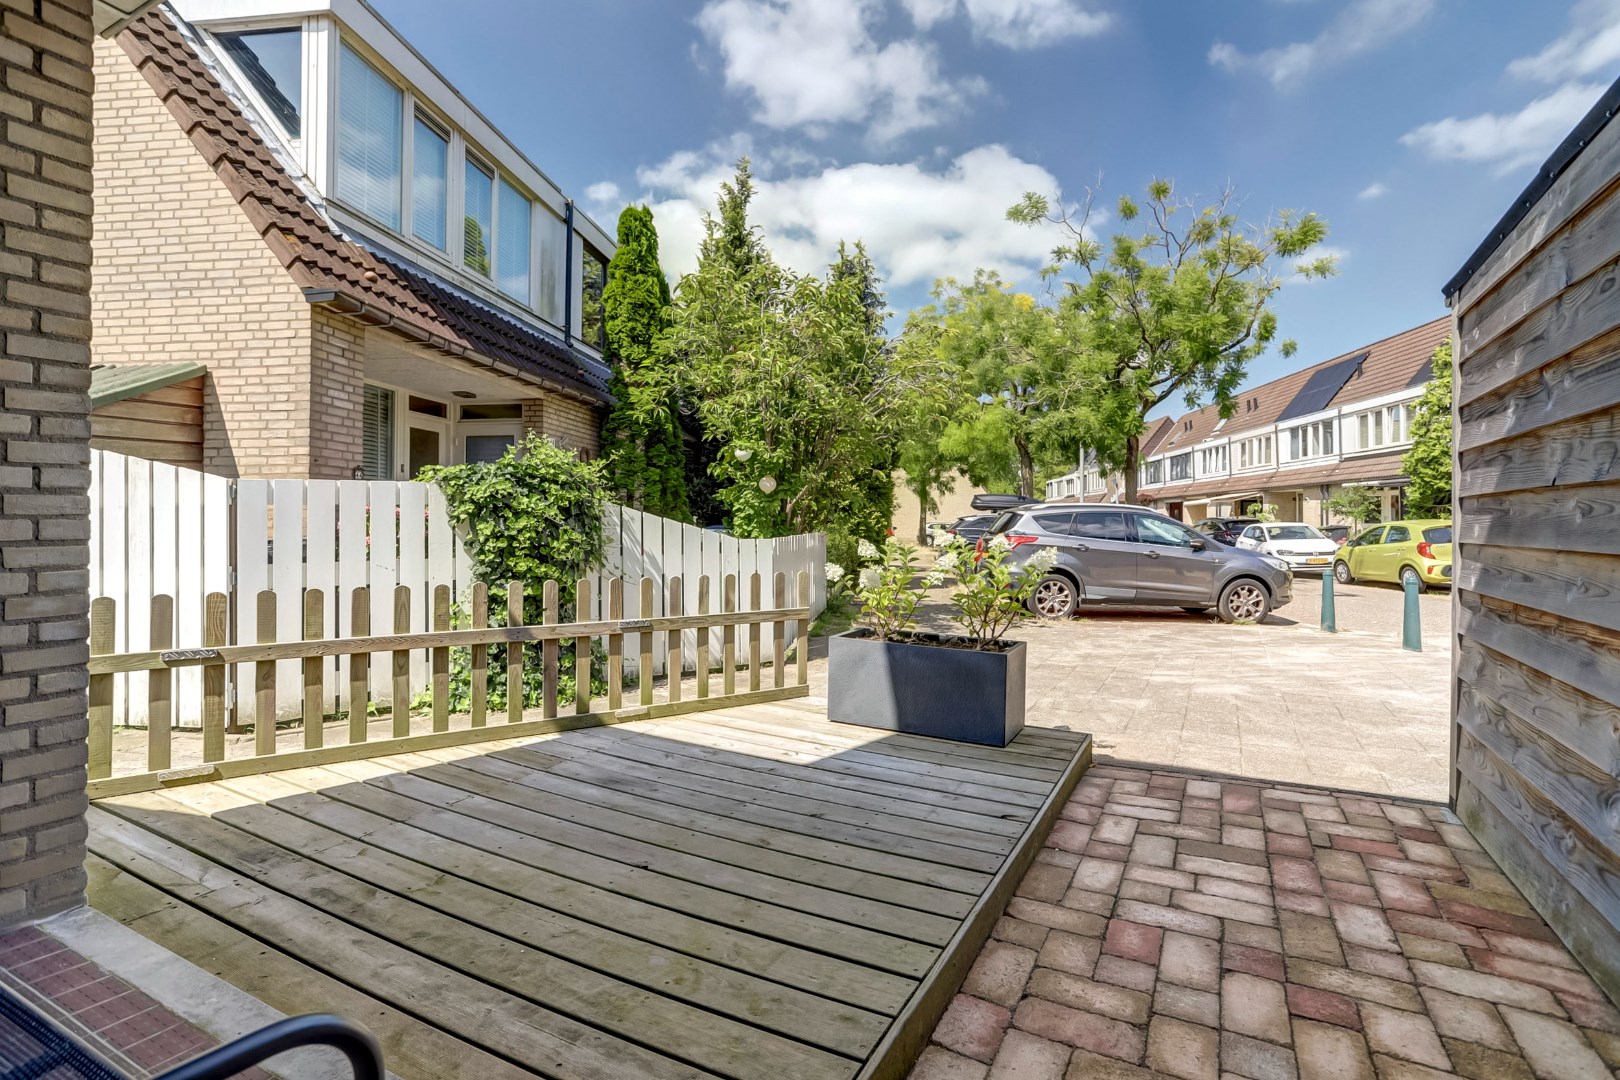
[0,0,96,927]
[522,394,601,458]
[91,35,313,478]
[308,309,365,479]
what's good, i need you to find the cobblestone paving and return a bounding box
[911,763,1620,1080]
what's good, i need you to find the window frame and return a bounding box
[334,39,406,232]
[409,109,451,251]
[213,24,306,143]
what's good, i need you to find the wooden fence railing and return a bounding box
[86,571,813,799]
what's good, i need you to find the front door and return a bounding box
[406,417,450,479]
[1131,514,1216,602]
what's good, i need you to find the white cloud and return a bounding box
[635,139,1067,288]
[1357,182,1388,200]
[1401,81,1606,174]
[585,181,621,205]
[1209,0,1436,88]
[903,0,1112,48]
[1507,0,1620,83]
[695,0,982,140]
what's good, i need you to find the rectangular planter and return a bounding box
[827,629,1026,747]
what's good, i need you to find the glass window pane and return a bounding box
[464,158,493,276]
[459,402,522,421]
[217,28,302,138]
[336,44,402,229]
[580,245,607,347]
[1137,516,1194,547]
[412,116,448,249]
[1073,511,1127,541]
[1386,526,1410,544]
[464,434,516,464]
[497,178,531,300]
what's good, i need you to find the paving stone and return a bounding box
[1417,986,1513,1051]
[1360,855,1465,884]
[1007,899,1108,938]
[1155,983,1220,1028]
[1019,861,1076,904]
[1039,848,1083,869]
[1173,891,1276,928]
[1064,1048,1172,1080]
[1222,972,1292,1045]
[1074,858,1126,896]
[1434,899,1555,941]
[1062,888,1119,916]
[1104,921,1165,966]
[1272,891,1330,918]
[964,941,1040,1008]
[1466,949,1607,1000]
[1383,911,1486,948]
[1268,857,1323,896]
[1558,991,1620,1034]
[1285,983,1361,1030]
[1126,865,1198,891]
[1179,840,1269,868]
[1096,815,1141,846]
[935,994,1014,1063]
[1262,808,1308,837]
[1321,880,1380,907]
[1223,788,1262,815]
[1218,1031,1298,1080]
[1027,968,1151,1025]
[1195,876,1272,907]
[1160,932,1220,992]
[1359,1002,1450,1070]
[1409,960,1564,1016]
[1367,871,1438,916]
[1368,1054,1455,1080]
[1278,911,1345,966]
[1046,820,1093,855]
[911,1045,991,1080]
[1038,930,1100,979]
[1476,930,1579,970]
[1266,834,1314,859]
[1120,881,1174,905]
[1013,997,1145,1063]
[996,916,1052,952]
[1498,1006,1612,1080]
[1176,855,1270,886]
[1441,1038,1533,1080]
[1095,955,1158,993]
[1130,834,1179,869]
[1221,826,1265,851]
[1223,923,1283,954]
[1284,959,1424,1012]
[1292,1018,1375,1080]
[1088,840,1135,861]
[1312,849,1370,885]
[988,1028,1072,1080]
[1113,900,1222,939]
[1582,1027,1620,1068]
[1145,1016,1218,1080]
[1342,944,1411,982]
[1223,942,1285,982]
[1185,781,1221,800]
[1394,935,1466,968]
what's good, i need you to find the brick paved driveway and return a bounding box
[910,764,1620,1080]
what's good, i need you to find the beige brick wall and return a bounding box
[0,0,95,927]
[91,35,313,478]
[309,309,365,479]
[522,394,601,458]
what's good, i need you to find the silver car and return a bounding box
[983,503,1294,623]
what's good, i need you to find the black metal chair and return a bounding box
[0,982,383,1080]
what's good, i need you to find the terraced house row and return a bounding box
[1047,317,1450,526]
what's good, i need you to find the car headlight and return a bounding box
[1263,555,1290,571]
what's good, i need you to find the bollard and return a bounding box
[1402,573,1422,651]
[1321,571,1336,633]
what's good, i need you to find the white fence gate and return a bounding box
[89,449,826,728]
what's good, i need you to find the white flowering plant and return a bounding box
[942,536,1060,649]
[822,537,941,641]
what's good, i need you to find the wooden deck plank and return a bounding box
[513,736,1014,869]
[397,750,979,915]
[221,767,914,1015]
[140,780,890,1059]
[740,702,1077,768]
[95,794,860,1080]
[85,854,542,1080]
[87,807,717,1080]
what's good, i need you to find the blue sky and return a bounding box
[379,0,1619,391]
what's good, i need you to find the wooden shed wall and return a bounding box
[1451,111,1620,1005]
[90,376,205,468]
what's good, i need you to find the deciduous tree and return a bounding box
[1402,338,1453,518]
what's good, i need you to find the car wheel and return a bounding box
[1333,560,1355,585]
[1400,565,1427,594]
[1028,575,1078,619]
[1218,579,1271,624]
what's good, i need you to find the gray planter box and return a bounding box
[827,629,1026,747]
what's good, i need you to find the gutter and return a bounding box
[303,288,607,407]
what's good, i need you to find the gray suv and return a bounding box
[983,504,1293,623]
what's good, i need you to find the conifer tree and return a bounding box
[600,205,690,519]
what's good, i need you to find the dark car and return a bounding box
[945,514,998,543]
[1192,517,1262,545]
[984,503,1293,623]
[1322,524,1352,546]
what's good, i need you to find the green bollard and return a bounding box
[1403,573,1422,651]
[1321,571,1336,633]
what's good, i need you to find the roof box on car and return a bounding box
[970,494,1037,512]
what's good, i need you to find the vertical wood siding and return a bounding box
[1451,113,1620,1005]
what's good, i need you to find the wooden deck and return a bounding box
[84,700,1090,1080]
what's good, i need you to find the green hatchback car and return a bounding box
[1332,520,1453,591]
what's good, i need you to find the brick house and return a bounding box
[91,0,614,480]
[1046,317,1451,525]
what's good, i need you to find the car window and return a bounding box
[1032,512,1076,536]
[986,512,1019,536]
[1423,526,1452,544]
[1135,515,1198,547]
[1072,510,1128,541]
[1354,527,1385,546]
[1267,525,1324,541]
[1242,526,1264,540]
[1385,526,1411,544]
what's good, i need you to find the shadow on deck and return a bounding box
[85,699,1091,1080]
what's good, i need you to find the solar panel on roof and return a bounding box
[1276,352,1367,423]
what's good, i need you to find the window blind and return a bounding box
[362,385,394,480]
[336,44,403,230]
[464,159,493,276]
[412,116,448,250]
[497,178,531,301]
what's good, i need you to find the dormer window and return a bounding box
[336,43,403,230]
[216,27,302,138]
[463,157,494,276]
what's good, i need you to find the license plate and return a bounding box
[1306,557,1330,565]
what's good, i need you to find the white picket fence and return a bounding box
[88,449,825,728]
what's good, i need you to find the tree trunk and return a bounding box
[1016,439,1035,499]
[916,496,928,545]
[1123,435,1140,504]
